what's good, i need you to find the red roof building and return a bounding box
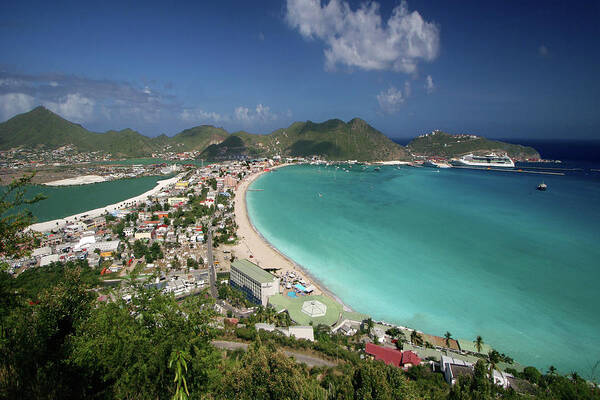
[401,351,421,368]
[365,343,403,367]
[365,343,422,369]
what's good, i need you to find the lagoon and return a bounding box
[19,175,167,223]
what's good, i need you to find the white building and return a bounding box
[230,259,279,306]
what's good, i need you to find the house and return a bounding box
[440,355,474,385]
[255,323,315,342]
[365,343,421,369]
[365,343,403,367]
[400,351,421,368]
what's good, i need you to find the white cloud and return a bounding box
[285,0,439,73]
[180,108,225,123]
[377,86,405,114]
[49,81,59,87]
[44,93,95,123]
[0,93,36,120]
[538,45,549,57]
[425,75,435,94]
[235,103,278,123]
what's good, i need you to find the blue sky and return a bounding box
[0,0,598,139]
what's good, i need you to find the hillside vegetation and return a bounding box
[1,107,540,161]
[0,107,407,161]
[408,130,540,159]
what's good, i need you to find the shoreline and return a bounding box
[27,173,184,232]
[232,164,355,313]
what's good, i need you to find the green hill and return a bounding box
[407,130,540,160]
[200,118,408,161]
[170,125,229,152]
[2,107,539,162]
[0,107,160,157]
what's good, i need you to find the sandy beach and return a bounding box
[27,174,183,232]
[231,165,353,310]
[44,175,107,186]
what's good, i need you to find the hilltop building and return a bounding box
[230,259,279,306]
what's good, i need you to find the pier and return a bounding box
[451,166,565,176]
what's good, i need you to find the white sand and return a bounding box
[28,174,183,232]
[44,175,107,186]
[231,165,331,296]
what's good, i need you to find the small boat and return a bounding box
[374,167,381,172]
[537,182,547,191]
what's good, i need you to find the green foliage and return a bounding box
[7,259,100,300]
[352,360,418,400]
[218,341,327,399]
[0,174,46,258]
[70,291,217,399]
[408,130,539,159]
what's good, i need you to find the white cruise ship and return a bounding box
[450,153,515,168]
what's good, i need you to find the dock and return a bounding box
[451,166,565,176]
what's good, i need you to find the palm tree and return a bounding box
[487,350,501,381]
[410,330,423,346]
[547,365,557,375]
[365,318,374,335]
[474,335,484,353]
[444,331,453,348]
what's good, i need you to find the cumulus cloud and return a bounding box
[180,108,225,123]
[45,93,95,123]
[285,0,439,73]
[377,86,405,114]
[235,103,278,123]
[0,93,36,120]
[425,75,435,94]
[0,71,178,125]
[179,103,284,127]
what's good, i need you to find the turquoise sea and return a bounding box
[247,164,600,376]
[17,175,167,223]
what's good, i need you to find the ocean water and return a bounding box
[12,175,167,223]
[247,164,600,376]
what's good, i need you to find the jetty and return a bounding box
[451,166,565,176]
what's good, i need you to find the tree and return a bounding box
[444,331,453,348]
[0,174,46,258]
[169,349,191,400]
[365,318,374,336]
[410,330,423,346]
[186,257,198,270]
[487,350,501,381]
[474,335,484,353]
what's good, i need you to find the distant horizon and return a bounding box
[4,105,600,145]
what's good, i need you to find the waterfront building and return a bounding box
[230,259,279,306]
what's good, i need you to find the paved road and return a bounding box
[207,229,217,298]
[212,340,336,367]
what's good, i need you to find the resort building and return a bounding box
[230,259,279,306]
